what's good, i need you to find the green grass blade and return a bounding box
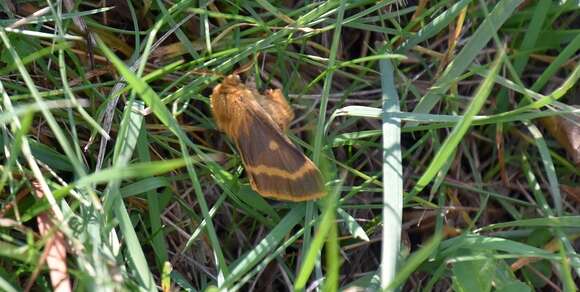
[559,241,578,291]
[295,184,340,291]
[337,208,370,241]
[531,33,580,92]
[95,36,229,281]
[102,99,156,291]
[223,206,306,288]
[0,29,87,174]
[0,276,18,292]
[396,0,472,53]
[513,0,551,74]
[408,50,504,200]
[303,0,346,283]
[387,233,444,291]
[136,125,169,267]
[440,235,554,258]
[478,216,580,231]
[411,0,523,118]
[525,123,563,215]
[379,58,403,289]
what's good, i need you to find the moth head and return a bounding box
[222,74,242,87]
[212,74,248,99]
[210,74,253,136]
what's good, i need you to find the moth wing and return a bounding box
[235,104,325,201]
[255,89,294,132]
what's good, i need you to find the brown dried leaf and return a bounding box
[540,113,580,165]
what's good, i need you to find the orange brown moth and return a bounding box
[210,74,326,201]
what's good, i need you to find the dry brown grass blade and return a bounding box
[24,181,71,292]
[529,54,578,70]
[510,233,580,272]
[394,0,429,47]
[435,6,467,77]
[8,6,50,29]
[496,125,511,186]
[150,41,206,60]
[561,185,580,204]
[63,0,96,68]
[447,189,474,227]
[92,28,134,58]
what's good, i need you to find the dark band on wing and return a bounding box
[247,165,325,201]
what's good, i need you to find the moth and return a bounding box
[210,74,325,201]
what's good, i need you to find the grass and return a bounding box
[1,0,579,291]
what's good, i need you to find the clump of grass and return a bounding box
[0,0,579,291]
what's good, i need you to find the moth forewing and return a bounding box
[236,105,325,201]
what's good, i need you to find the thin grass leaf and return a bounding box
[154,0,200,59]
[558,241,578,291]
[101,99,157,291]
[302,0,346,282]
[119,177,171,198]
[3,27,83,40]
[0,7,114,26]
[407,49,504,200]
[222,206,306,288]
[513,0,551,74]
[440,235,554,258]
[95,37,229,281]
[137,120,169,267]
[330,104,580,131]
[256,0,295,25]
[478,216,580,231]
[387,232,444,291]
[323,214,340,292]
[73,158,189,188]
[396,0,472,53]
[410,0,523,119]
[0,99,89,126]
[0,276,18,292]
[525,123,563,215]
[230,228,304,290]
[531,33,580,92]
[295,183,340,291]
[337,208,370,242]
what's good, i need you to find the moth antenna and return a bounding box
[232,54,259,76]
